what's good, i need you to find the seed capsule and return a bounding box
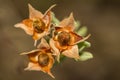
[33,19,46,33]
[58,31,71,46]
[38,53,50,67]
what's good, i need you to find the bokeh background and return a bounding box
[0,0,120,80]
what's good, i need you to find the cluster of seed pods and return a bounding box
[15,4,90,78]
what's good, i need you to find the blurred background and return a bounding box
[0,0,120,80]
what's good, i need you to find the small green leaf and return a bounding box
[79,46,85,52]
[84,41,91,48]
[78,41,91,49]
[77,26,88,36]
[51,12,60,26]
[74,21,80,30]
[79,51,93,61]
[78,41,84,48]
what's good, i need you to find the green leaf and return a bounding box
[77,26,88,36]
[78,41,91,48]
[78,41,91,52]
[79,46,86,52]
[79,51,93,61]
[84,41,91,48]
[74,21,80,30]
[51,12,60,26]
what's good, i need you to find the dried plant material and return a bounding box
[62,45,80,59]
[15,4,56,46]
[50,38,60,62]
[15,4,93,79]
[50,13,90,61]
[59,13,75,31]
[21,38,55,78]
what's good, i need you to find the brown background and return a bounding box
[0,0,120,80]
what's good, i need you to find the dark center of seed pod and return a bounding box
[33,19,46,33]
[38,53,50,67]
[58,31,71,46]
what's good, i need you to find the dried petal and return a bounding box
[60,13,75,31]
[62,45,80,60]
[33,31,48,46]
[20,49,40,63]
[44,4,56,16]
[24,62,41,71]
[43,4,56,26]
[47,71,55,78]
[50,39,60,62]
[43,10,51,27]
[20,49,40,55]
[28,4,43,19]
[74,34,91,44]
[37,38,50,49]
[14,22,33,35]
[70,32,83,45]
